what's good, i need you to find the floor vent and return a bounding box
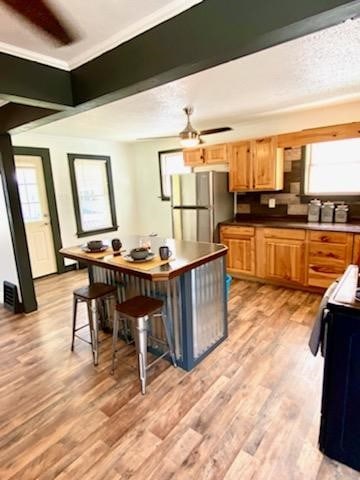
[3,281,23,313]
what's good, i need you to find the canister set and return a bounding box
[308,199,349,223]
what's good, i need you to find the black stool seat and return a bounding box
[116,295,163,318]
[74,283,117,301]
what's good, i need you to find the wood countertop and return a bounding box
[221,217,360,234]
[60,235,227,281]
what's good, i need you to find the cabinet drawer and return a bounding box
[309,231,349,244]
[221,226,255,237]
[308,264,345,289]
[221,226,255,238]
[263,228,305,240]
[309,243,349,266]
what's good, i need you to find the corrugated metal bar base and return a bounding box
[90,256,227,371]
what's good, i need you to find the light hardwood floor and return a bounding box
[0,270,358,479]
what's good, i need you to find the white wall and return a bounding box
[0,181,19,303]
[12,132,137,264]
[129,138,179,237]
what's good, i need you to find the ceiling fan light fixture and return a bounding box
[179,106,200,147]
[179,130,200,147]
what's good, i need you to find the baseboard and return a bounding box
[63,262,87,272]
[228,271,325,294]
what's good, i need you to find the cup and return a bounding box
[159,246,172,260]
[111,238,122,256]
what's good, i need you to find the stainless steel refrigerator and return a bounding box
[171,171,233,242]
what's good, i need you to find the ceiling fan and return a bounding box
[137,106,232,146]
[1,0,76,45]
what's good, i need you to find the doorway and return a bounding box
[15,155,56,278]
[13,147,64,280]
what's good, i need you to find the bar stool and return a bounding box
[111,295,177,394]
[71,282,117,366]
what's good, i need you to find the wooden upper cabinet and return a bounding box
[183,144,228,166]
[251,137,283,190]
[204,144,228,164]
[183,148,204,167]
[228,136,283,192]
[228,141,251,191]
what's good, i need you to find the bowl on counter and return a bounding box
[130,247,150,260]
[87,240,104,251]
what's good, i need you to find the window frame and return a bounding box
[158,149,187,201]
[68,153,118,238]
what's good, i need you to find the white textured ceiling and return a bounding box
[0,0,202,69]
[22,18,360,141]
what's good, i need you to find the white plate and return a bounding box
[123,253,155,263]
[82,245,108,253]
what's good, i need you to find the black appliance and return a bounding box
[310,265,360,472]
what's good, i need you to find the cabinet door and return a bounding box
[204,144,227,164]
[264,238,305,284]
[228,141,251,191]
[221,235,255,275]
[352,234,360,264]
[183,148,204,166]
[252,137,283,190]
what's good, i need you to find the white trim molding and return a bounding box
[0,0,203,71]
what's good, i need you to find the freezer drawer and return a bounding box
[172,208,212,242]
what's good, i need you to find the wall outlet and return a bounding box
[269,198,276,208]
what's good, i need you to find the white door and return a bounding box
[15,155,57,279]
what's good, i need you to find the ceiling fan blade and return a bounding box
[1,0,76,45]
[199,127,233,136]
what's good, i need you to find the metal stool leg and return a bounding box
[111,310,119,374]
[71,296,78,351]
[87,299,99,366]
[160,313,177,367]
[134,316,148,395]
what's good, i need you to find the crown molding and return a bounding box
[0,0,203,72]
[0,41,69,70]
[67,0,204,69]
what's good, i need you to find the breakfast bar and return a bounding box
[60,235,228,371]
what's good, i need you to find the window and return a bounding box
[158,150,191,200]
[305,138,360,195]
[68,154,117,237]
[16,167,42,222]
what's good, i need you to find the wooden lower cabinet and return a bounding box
[264,238,305,285]
[220,225,356,290]
[220,226,255,276]
[307,231,353,288]
[352,234,360,265]
[259,228,306,285]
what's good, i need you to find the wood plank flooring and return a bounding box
[0,271,358,479]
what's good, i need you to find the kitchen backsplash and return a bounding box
[236,146,360,219]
